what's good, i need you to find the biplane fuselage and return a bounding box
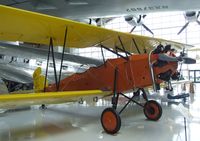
[47,53,178,94]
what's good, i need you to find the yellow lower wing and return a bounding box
[0,90,111,109]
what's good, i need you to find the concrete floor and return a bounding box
[0,84,200,141]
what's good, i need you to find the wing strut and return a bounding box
[51,38,58,87]
[132,38,141,54]
[118,36,130,58]
[44,37,58,92]
[57,26,68,91]
[100,45,106,64]
[99,36,134,61]
[101,45,128,61]
[44,26,69,91]
[44,39,51,92]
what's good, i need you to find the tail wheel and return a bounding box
[143,100,162,121]
[101,107,121,134]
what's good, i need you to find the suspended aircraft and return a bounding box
[1,0,200,19]
[0,5,196,134]
[2,0,200,34]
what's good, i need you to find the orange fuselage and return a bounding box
[47,54,178,93]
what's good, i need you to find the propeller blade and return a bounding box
[177,22,189,35]
[130,26,136,33]
[196,20,200,25]
[197,11,200,18]
[143,15,147,18]
[137,15,142,23]
[89,19,92,25]
[95,18,100,23]
[182,57,196,64]
[142,24,154,35]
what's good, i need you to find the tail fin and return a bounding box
[33,67,48,92]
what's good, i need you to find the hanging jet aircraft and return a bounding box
[0,5,196,134]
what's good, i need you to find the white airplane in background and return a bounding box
[0,41,103,92]
[1,0,199,19]
[1,0,200,35]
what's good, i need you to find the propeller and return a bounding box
[178,11,200,35]
[169,48,195,82]
[178,48,196,64]
[154,45,196,84]
[125,15,154,35]
[156,46,196,65]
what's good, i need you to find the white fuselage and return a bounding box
[3,0,200,19]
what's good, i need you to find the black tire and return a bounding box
[143,100,162,121]
[40,104,47,110]
[101,107,121,134]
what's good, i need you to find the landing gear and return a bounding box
[100,67,162,134]
[40,104,47,110]
[143,100,162,121]
[101,89,163,134]
[101,108,121,134]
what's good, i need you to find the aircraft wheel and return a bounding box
[40,104,47,110]
[143,100,162,121]
[93,96,98,102]
[101,107,121,134]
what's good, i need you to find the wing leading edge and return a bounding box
[0,90,111,109]
[0,5,189,53]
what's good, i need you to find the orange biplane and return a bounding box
[45,45,182,134]
[0,5,195,134]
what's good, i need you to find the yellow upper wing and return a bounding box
[0,90,111,109]
[0,5,188,53]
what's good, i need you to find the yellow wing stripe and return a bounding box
[0,90,111,101]
[0,5,188,53]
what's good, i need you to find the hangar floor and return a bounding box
[0,84,200,141]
